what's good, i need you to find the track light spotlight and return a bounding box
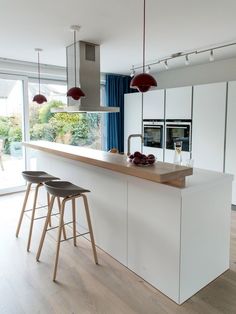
[130,66,135,77]
[209,50,214,62]
[146,65,151,73]
[185,55,190,66]
[164,60,168,70]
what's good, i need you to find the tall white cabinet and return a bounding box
[165,86,192,163]
[225,81,236,205]
[192,82,227,172]
[124,93,142,154]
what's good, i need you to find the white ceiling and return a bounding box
[1,0,236,74]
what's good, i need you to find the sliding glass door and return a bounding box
[0,75,28,194]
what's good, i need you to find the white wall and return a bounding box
[153,57,236,89]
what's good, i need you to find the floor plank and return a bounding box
[0,192,236,314]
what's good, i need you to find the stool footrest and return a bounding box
[24,204,48,213]
[34,212,60,221]
[47,220,73,231]
[60,232,90,243]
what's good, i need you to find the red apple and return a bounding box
[134,151,142,158]
[132,157,141,165]
[147,154,155,159]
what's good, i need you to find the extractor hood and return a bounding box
[52,41,119,113]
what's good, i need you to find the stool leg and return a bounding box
[72,198,77,247]
[53,198,66,281]
[36,195,55,261]
[47,193,52,228]
[16,183,32,237]
[27,183,42,252]
[82,194,98,265]
[57,197,67,240]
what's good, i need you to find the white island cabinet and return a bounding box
[124,93,142,154]
[225,81,236,205]
[192,82,227,172]
[24,141,233,305]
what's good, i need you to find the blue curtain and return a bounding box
[105,74,135,152]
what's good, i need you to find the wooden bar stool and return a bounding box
[16,171,65,252]
[36,180,98,281]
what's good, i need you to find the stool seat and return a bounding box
[22,171,59,184]
[44,181,90,198]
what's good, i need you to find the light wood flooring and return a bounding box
[0,192,236,314]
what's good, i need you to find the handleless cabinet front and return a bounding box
[225,81,236,204]
[166,86,192,120]
[124,93,142,154]
[143,89,165,119]
[192,82,226,172]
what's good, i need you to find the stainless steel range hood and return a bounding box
[52,41,119,113]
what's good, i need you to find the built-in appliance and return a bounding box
[165,120,191,152]
[143,120,164,148]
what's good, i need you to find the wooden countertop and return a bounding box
[23,141,193,188]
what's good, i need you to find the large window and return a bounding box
[28,81,102,150]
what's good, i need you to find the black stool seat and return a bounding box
[44,181,90,198]
[22,171,59,184]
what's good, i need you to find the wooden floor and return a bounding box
[0,192,236,314]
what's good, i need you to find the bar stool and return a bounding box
[16,171,65,252]
[36,180,98,281]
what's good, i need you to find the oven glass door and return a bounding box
[166,124,190,151]
[144,125,163,148]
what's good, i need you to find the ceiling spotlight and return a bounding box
[185,55,190,66]
[164,60,169,70]
[209,49,214,62]
[130,66,135,77]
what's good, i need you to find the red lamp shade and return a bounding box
[33,94,47,104]
[67,87,85,100]
[130,73,157,93]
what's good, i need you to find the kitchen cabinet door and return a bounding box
[192,82,227,172]
[143,89,165,119]
[124,93,142,154]
[225,81,236,204]
[166,86,192,119]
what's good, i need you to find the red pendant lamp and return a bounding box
[130,0,157,92]
[67,26,85,100]
[33,48,47,104]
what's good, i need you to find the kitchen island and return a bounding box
[24,141,233,305]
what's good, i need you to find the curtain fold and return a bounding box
[105,74,135,152]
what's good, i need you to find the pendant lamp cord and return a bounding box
[143,0,146,73]
[37,51,41,94]
[74,30,77,87]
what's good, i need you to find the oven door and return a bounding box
[143,124,164,148]
[166,123,191,152]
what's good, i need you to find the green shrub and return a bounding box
[38,100,64,123]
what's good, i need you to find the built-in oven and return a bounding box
[165,120,192,152]
[143,120,164,148]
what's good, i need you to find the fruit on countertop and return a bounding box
[128,151,156,166]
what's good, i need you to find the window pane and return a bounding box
[0,78,25,191]
[28,82,102,151]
